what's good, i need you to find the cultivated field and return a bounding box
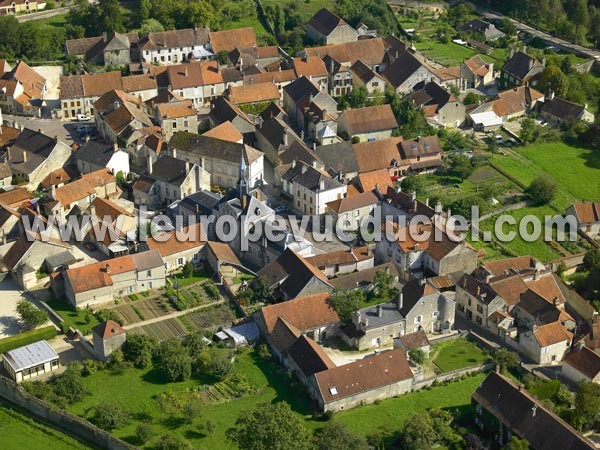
[131,318,188,341]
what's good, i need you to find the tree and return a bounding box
[329,289,365,323]
[181,261,194,278]
[589,7,600,49]
[447,154,475,181]
[573,381,600,430]
[92,402,131,430]
[139,18,164,34]
[347,85,368,108]
[373,269,395,300]
[569,0,589,43]
[240,276,272,304]
[16,300,48,329]
[155,433,192,450]
[506,436,530,450]
[313,421,369,450]
[123,333,157,369]
[492,349,521,373]
[526,174,558,205]
[400,175,426,196]
[409,348,426,365]
[403,412,436,450]
[519,118,542,144]
[584,249,600,271]
[135,422,154,444]
[182,399,202,424]
[463,92,481,105]
[539,66,569,97]
[548,0,566,34]
[227,402,313,450]
[156,339,192,382]
[50,363,87,404]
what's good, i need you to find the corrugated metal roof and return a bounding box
[3,340,58,372]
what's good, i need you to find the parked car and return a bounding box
[76,114,90,122]
[274,205,289,214]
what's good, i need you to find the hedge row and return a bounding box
[0,326,57,354]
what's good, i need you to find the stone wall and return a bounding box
[0,376,136,450]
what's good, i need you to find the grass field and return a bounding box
[493,142,600,211]
[336,373,486,442]
[63,346,487,449]
[0,403,90,450]
[47,299,101,335]
[415,41,477,67]
[432,339,489,373]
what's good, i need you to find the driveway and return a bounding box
[2,113,94,145]
[0,278,50,338]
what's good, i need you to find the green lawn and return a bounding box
[0,403,90,450]
[415,41,477,67]
[493,142,600,211]
[432,339,489,373]
[31,12,68,28]
[64,344,486,448]
[478,205,565,263]
[170,269,212,287]
[46,299,101,335]
[337,373,486,441]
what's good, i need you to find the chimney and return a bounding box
[22,151,27,163]
[282,132,288,147]
[301,164,307,174]
[185,160,190,173]
[394,185,401,194]
[172,147,177,159]
[102,32,108,43]
[113,143,118,153]
[291,159,296,169]
[105,264,111,274]
[147,156,153,174]
[377,304,383,317]
[195,204,200,214]
[410,191,416,203]
[435,200,442,214]
[425,198,429,207]
[319,178,325,190]
[397,292,403,311]
[322,108,327,121]
[85,135,90,143]
[313,142,317,151]
[201,156,206,168]
[447,208,451,218]
[184,66,188,77]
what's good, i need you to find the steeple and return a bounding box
[238,151,248,201]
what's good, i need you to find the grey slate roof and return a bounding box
[75,141,115,167]
[3,340,58,372]
[150,155,191,185]
[308,8,346,36]
[315,141,359,174]
[292,164,344,192]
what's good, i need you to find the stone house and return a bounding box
[143,223,206,273]
[286,162,346,215]
[324,55,353,97]
[65,32,139,66]
[519,321,573,364]
[305,246,374,278]
[375,221,478,280]
[137,28,211,65]
[169,132,264,189]
[62,249,166,308]
[342,280,455,350]
[93,90,153,148]
[3,232,74,289]
[458,19,505,41]
[257,248,334,301]
[337,104,398,142]
[539,94,595,125]
[472,371,594,449]
[208,97,256,135]
[59,71,123,120]
[85,197,136,258]
[562,345,600,384]
[254,292,340,361]
[224,82,281,107]
[350,59,387,97]
[312,348,413,412]
[307,8,358,45]
[153,100,198,141]
[74,141,130,177]
[0,0,46,15]
[141,154,210,206]
[166,61,225,108]
[0,61,46,116]
[499,51,544,89]
[460,55,494,89]
[325,190,380,232]
[91,320,126,361]
[455,273,508,328]
[7,128,71,190]
[299,38,386,71]
[567,201,600,238]
[383,50,441,95]
[408,81,466,128]
[395,330,431,357]
[398,135,443,174]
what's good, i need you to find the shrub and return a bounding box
[526,174,558,205]
[182,261,194,278]
[135,422,154,444]
[92,402,131,430]
[203,281,220,299]
[0,326,57,354]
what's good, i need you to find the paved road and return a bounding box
[3,113,94,145]
[482,10,600,59]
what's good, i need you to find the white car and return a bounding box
[76,114,90,122]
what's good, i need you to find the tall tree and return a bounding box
[568,0,589,43]
[329,289,365,323]
[573,381,600,430]
[16,300,48,329]
[539,65,569,97]
[313,421,369,450]
[548,0,566,34]
[227,402,313,450]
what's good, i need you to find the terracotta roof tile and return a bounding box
[146,223,206,257]
[315,348,413,404]
[287,335,336,377]
[302,38,386,67]
[572,202,600,224]
[340,104,398,135]
[353,137,403,173]
[564,346,600,379]
[326,190,379,213]
[305,246,372,269]
[155,100,196,119]
[259,292,339,334]
[209,27,257,53]
[92,320,126,338]
[534,321,572,347]
[292,56,328,78]
[202,121,243,143]
[226,82,280,104]
[357,169,394,193]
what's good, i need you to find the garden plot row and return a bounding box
[184,304,236,331]
[130,318,188,341]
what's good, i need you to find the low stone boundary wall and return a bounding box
[0,375,136,450]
